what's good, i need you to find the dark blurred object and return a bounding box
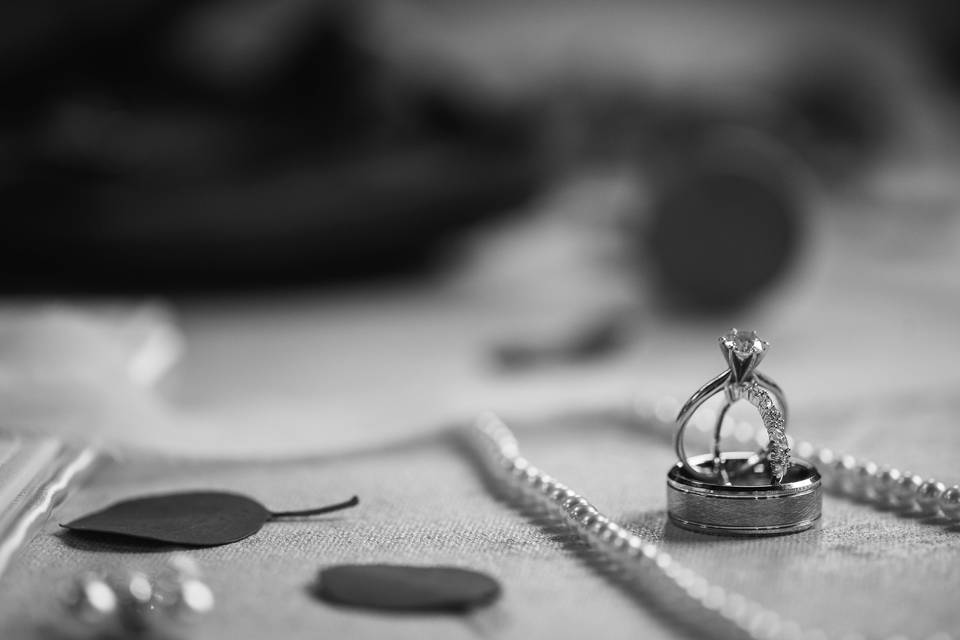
[771,54,894,183]
[642,131,804,312]
[0,0,544,291]
[911,1,960,92]
[314,564,501,612]
[638,62,893,188]
[629,49,896,312]
[494,311,633,371]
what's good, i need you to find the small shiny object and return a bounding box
[892,473,923,509]
[168,553,201,579]
[568,500,592,518]
[794,440,815,460]
[180,579,215,614]
[61,557,215,632]
[938,485,960,520]
[84,579,118,616]
[118,570,159,631]
[816,448,836,466]
[60,573,118,624]
[588,516,610,537]
[876,467,903,494]
[126,571,154,605]
[835,455,857,476]
[833,455,858,494]
[916,480,946,515]
[873,467,900,496]
[853,461,879,499]
[578,507,600,526]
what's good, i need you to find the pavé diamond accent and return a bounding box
[743,381,790,482]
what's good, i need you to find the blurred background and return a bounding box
[2,0,960,459]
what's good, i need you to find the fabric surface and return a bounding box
[1,405,958,640]
[1,160,958,638]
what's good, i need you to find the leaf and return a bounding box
[61,492,358,547]
[314,564,501,612]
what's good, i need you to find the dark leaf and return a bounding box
[314,564,501,612]
[62,492,358,547]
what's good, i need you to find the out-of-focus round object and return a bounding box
[916,480,946,515]
[59,572,118,624]
[874,467,903,502]
[939,485,960,521]
[58,556,215,634]
[643,130,805,312]
[911,1,960,91]
[892,472,924,509]
[773,55,894,182]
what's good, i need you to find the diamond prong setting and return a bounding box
[719,328,769,382]
[720,328,767,359]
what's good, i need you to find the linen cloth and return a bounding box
[0,402,958,640]
[1,167,959,638]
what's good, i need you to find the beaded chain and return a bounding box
[466,406,960,640]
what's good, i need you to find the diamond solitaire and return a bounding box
[721,328,767,360]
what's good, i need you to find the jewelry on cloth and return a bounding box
[669,329,822,536]
[468,412,806,640]
[674,329,789,484]
[467,410,960,640]
[58,554,214,633]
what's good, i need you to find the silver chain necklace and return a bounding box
[465,404,960,640]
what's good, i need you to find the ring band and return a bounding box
[674,329,790,484]
[666,452,821,536]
